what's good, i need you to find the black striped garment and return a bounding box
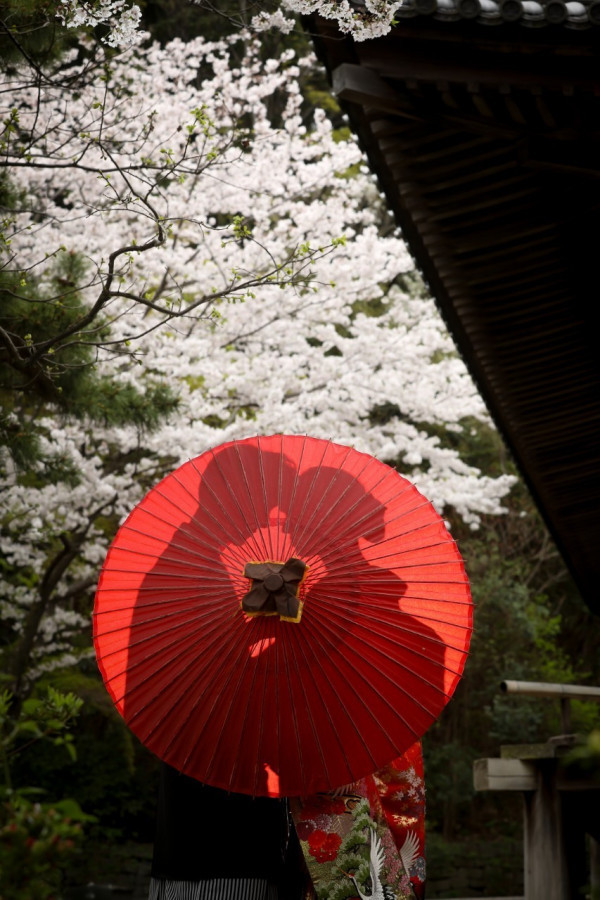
[148,878,278,900]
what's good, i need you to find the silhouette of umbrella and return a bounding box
[93,435,472,797]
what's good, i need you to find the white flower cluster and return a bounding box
[58,0,406,46]
[280,0,404,40]
[56,0,142,47]
[251,9,297,34]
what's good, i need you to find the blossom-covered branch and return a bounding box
[255,0,403,40]
[55,0,142,47]
[52,1,404,47]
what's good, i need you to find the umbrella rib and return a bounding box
[307,615,425,749]
[304,588,473,649]
[202,619,267,792]
[398,589,473,605]
[306,592,471,660]
[275,435,283,561]
[105,607,236,691]
[212,616,279,796]
[323,492,432,551]
[98,556,242,580]
[314,534,464,575]
[119,509,222,554]
[184,466,256,558]
[150,475,243,549]
[253,616,278,796]
[142,479,199,526]
[189,451,264,561]
[277,624,307,795]
[266,620,282,796]
[290,443,365,552]
[127,611,248,753]
[287,620,357,791]
[298,495,435,567]
[95,581,240,599]
[280,433,308,559]
[309,603,457,711]
[310,582,471,645]
[94,599,233,647]
[183,618,270,784]
[307,579,472,618]
[397,607,474,630]
[231,440,271,561]
[98,566,242,592]
[334,615,465,685]
[298,616,403,771]
[299,559,471,594]
[361,531,460,562]
[256,435,273,560]
[285,438,331,552]
[112,522,246,570]
[170,463,266,557]
[116,506,249,574]
[296,454,419,559]
[276,435,286,559]
[290,623,372,786]
[272,435,283,559]
[300,559,468,584]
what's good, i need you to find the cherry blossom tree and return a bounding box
[253,0,404,40]
[1,31,515,693]
[50,0,406,48]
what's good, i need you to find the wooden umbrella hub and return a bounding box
[242,558,307,623]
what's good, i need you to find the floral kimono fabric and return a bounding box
[290,741,425,900]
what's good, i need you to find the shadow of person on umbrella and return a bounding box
[290,463,450,768]
[120,439,305,900]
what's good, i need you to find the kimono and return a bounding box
[290,741,426,900]
[148,742,425,900]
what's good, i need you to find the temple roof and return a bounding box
[308,10,600,613]
[396,0,600,29]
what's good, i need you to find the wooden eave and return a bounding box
[306,13,600,614]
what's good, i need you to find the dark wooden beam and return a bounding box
[356,41,600,93]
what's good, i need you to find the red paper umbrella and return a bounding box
[93,434,472,797]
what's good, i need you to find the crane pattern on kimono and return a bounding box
[399,830,420,875]
[343,829,399,900]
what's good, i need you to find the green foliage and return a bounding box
[0,242,179,470]
[139,0,255,43]
[11,668,159,845]
[1,250,102,389]
[422,426,600,839]
[426,833,524,898]
[0,686,83,790]
[0,794,90,900]
[0,685,94,898]
[562,730,600,783]
[77,377,178,430]
[0,0,71,67]
[0,411,41,468]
